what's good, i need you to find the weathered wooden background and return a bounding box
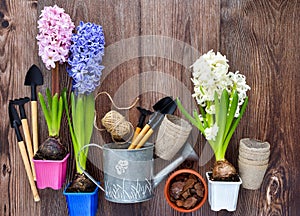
[1,0,299,215]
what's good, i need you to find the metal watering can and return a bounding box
[78,142,198,203]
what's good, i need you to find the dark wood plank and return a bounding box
[139,0,220,215]
[220,0,300,215]
[90,1,142,216]
[0,0,41,215]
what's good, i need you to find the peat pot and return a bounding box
[238,138,270,190]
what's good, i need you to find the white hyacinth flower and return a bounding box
[191,50,250,117]
[204,123,219,141]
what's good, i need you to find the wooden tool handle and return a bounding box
[21,119,36,180]
[31,101,38,155]
[132,127,141,142]
[128,124,150,149]
[135,128,154,149]
[18,141,40,202]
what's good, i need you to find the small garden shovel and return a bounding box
[132,107,153,142]
[8,103,40,202]
[24,65,43,155]
[131,97,174,142]
[128,97,177,149]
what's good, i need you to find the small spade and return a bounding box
[128,97,177,149]
[24,64,43,155]
[132,97,175,142]
[132,107,153,142]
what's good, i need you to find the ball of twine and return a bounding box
[94,91,139,144]
[101,110,133,142]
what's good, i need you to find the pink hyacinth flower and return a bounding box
[37,5,75,70]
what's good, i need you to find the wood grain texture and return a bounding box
[1,0,299,215]
[1,0,41,215]
[220,1,300,216]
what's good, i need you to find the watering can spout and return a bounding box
[153,143,198,188]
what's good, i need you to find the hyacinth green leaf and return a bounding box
[224,91,238,137]
[73,95,86,173]
[62,90,76,145]
[57,97,63,136]
[72,96,79,140]
[62,91,83,173]
[205,109,212,126]
[39,90,64,137]
[214,92,220,123]
[214,90,229,160]
[38,92,52,135]
[84,94,95,147]
[74,96,85,149]
[71,92,76,121]
[222,97,249,156]
[51,93,58,137]
[70,92,78,152]
[193,110,205,133]
[176,98,203,132]
[71,92,77,148]
[78,94,95,165]
[199,106,208,128]
[46,88,52,112]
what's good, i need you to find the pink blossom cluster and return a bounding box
[36,5,75,70]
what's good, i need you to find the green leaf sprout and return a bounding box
[38,88,63,137]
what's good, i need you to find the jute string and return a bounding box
[94,92,139,144]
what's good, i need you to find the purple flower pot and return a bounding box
[33,153,69,190]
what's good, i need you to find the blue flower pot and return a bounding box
[63,182,99,216]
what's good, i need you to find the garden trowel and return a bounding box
[132,107,153,142]
[24,65,43,155]
[132,97,174,142]
[128,97,177,149]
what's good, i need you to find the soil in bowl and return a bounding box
[169,173,205,210]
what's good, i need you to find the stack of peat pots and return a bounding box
[238,138,270,190]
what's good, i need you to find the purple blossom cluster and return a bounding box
[36,5,75,70]
[67,21,105,95]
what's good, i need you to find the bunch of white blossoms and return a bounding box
[190,50,250,141]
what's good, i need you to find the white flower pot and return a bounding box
[206,172,242,211]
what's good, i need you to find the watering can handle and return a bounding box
[77,143,106,192]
